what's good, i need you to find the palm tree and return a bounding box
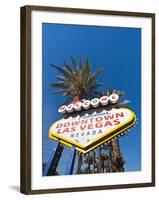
[92,150,96,173]
[49,56,103,174]
[81,152,94,174]
[102,89,130,172]
[50,56,103,102]
[99,146,109,173]
[77,152,83,174]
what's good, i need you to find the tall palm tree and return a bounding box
[92,150,96,173]
[87,152,94,173]
[103,89,130,172]
[49,56,103,174]
[77,152,83,174]
[99,146,109,173]
[50,56,103,102]
[81,152,94,174]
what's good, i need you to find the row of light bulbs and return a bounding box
[58,94,119,114]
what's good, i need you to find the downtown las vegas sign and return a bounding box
[49,94,136,153]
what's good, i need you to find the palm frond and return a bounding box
[70,56,77,67]
[56,75,67,82]
[116,90,125,97]
[50,64,74,82]
[79,56,83,71]
[49,82,68,88]
[117,100,130,105]
[105,89,125,98]
[50,57,104,101]
[89,82,104,89]
[63,60,72,72]
[106,89,113,96]
[70,56,78,75]
[53,89,67,94]
[85,57,90,68]
[81,57,91,81]
[87,68,103,84]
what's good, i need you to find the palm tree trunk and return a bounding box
[106,141,113,172]
[88,163,91,173]
[77,153,83,174]
[110,137,124,172]
[92,150,96,173]
[98,148,102,173]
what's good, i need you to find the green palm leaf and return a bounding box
[56,75,67,82]
[79,56,83,71]
[50,64,74,83]
[88,82,104,90]
[50,56,104,101]
[63,60,72,73]
[117,100,130,106]
[49,82,68,88]
[53,89,67,94]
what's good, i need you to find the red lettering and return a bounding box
[83,101,89,105]
[104,121,113,126]
[96,117,103,122]
[75,103,80,107]
[63,128,69,133]
[56,123,63,128]
[80,125,87,130]
[113,119,120,125]
[101,96,108,101]
[104,115,114,120]
[89,118,94,123]
[112,95,116,99]
[70,127,76,132]
[71,121,80,126]
[116,112,124,118]
[57,129,62,134]
[92,99,97,103]
[64,122,70,127]
[88,124,93,129]
[95,122,103,128]
[80,119,88,124]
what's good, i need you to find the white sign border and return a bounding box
[31,10,152,190]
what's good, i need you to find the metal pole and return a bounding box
[43,141,64,176]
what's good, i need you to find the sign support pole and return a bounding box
[43,141,63,176]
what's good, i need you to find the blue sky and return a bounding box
[42,23,141,173]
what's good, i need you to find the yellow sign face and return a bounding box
[49,108,136,153]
